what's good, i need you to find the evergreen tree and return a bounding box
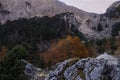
[0,45,28,80]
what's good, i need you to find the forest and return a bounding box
[0,13,118,80]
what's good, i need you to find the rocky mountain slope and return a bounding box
[0,0,94,23]
[45,53,120,80]
[93,1,120,39]
[78,1,120,39]
[0,0,100,39]
[0,0,120,39]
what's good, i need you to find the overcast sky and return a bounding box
[59,0,118,13]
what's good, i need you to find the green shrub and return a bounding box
[0,45,28,80]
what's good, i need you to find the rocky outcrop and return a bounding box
[23,60,48,80]
[45,53,120,80]
[106,1,120,18]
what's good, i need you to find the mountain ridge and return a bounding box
[0,0,120,39]
[0,0,94,23]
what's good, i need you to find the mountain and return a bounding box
[0,0,120,49]
[94,1,120,38]
[0,0,94,23]
[1,1,120,80]
[106,1,120,18]
[0,0,120,40]
[0,0,101,39]
[78,1,120,39]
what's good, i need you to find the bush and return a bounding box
[0,45,28,80]
[40,36,94,66]
[9,45,28,59]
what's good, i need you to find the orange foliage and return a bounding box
[0,46,7,60]
[40,36,94,65]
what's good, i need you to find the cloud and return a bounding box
[59,0,118,13]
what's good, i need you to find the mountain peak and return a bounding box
[106,1,120,18]
[0,0,91,24]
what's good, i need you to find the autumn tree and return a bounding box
[41,35,94,66]
[0,46,7,60]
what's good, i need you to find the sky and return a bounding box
[59,0,118,13]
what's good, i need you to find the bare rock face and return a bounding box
[0,0,93,24]
[85,1,120,39]
[23,60,48,80]
[106,1,120,18]
[45,53,120,80]
[93,1,120,39]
